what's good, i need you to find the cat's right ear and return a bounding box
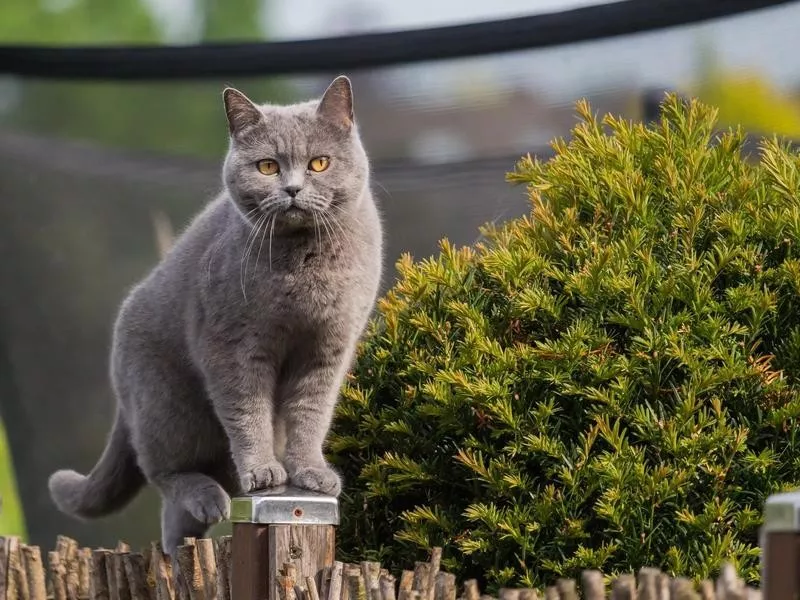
[223,88,263,136]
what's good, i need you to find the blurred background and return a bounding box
[1,0,800,551]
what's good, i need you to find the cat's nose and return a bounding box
[284,185,302,198]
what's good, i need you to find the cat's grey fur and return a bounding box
[47,76,383,555]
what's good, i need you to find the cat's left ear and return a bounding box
[317,75,353,130]
[223,87,263,136]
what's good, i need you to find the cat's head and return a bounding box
[221,76,368,229]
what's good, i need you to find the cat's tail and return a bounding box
[48,412,145,519]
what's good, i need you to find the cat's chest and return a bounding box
[255,251,353,320]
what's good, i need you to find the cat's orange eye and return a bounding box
[308,156,330,173]
[256,159,280,175]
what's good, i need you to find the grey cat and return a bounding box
[47,76,383,556]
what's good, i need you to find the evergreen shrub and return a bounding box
[329,96,800,589]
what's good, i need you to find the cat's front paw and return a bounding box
[289,465,341,496]
[240,461,288,492]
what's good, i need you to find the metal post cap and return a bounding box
[763,489,800,532]
[230,485,340,525]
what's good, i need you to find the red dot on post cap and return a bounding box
[293,507,304,517]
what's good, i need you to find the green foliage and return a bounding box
[0,419,26,539]
[330,95,800,589]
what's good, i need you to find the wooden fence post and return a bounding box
[230,485,339,600]
[761,489,800,600]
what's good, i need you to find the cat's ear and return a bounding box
[223,87,263,136]
[317,75,353,129]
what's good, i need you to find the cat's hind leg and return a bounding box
[160,495,214,556]
[116,349,232,549]
[152,472,231,532]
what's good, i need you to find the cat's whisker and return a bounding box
[253,209,272,279]
[312,206,334,242]
[298,193,335,250]
[312,212,322,255]
[325,200,363,225]
[317,211,336,250]
[240,214,267,301]
[303,195,356,252]
[372,179,392,200]
[240,217,259,275]
[259,194,281,212]
[240,216,261,294]
[242,205,262,219]
[206,237,222,286]
[303,192,327,206]
[268,212,277,271]
[321,211,351,256]
[242,213,264,254]
[323,208,355,255]
[328,210,365,250]
[320,210,344,248]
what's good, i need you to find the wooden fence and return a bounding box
[6,484,800,600]
[0,534,763,600]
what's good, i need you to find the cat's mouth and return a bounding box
[255,197,314,227]
[284,206,306,217]
[280,203,312,225]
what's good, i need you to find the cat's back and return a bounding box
[114,196,238,342]
[359,189,384,272]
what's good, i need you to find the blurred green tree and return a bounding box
[0,0,157,44]
[0,0,289,158]
[693,43,800,139]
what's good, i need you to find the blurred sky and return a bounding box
[265,0,606,38]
